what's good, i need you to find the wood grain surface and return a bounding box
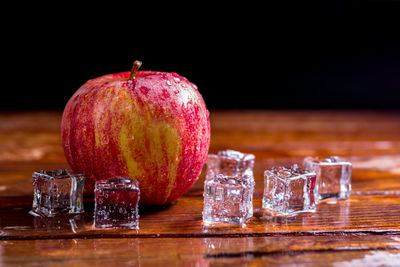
[1,110,400,266]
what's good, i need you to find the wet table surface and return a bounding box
[1,110,400,266]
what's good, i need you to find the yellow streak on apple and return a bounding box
[119,124,141,177]
[118,110,181,203]
[150,122,180,202]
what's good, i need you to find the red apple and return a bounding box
[61,61,210,205]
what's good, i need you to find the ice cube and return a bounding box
[31,169,85,217]
[94,177,140,229]
[262,164,316,215]
[203,174,253,225]
[207,149,255,179]
[303,156,352,200]
[206,149,255,217]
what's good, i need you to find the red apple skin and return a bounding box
[61,71,210,205]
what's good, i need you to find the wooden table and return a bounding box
[1,110,400,266]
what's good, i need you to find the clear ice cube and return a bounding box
[303,156,352,200]
[203,174,252,225]
[94,176,140,229]
[31,169,85,217]
[206,149,255,218]
[262,164,316,215]
[206,149,255,179]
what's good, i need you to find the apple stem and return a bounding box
[129,60,142,80]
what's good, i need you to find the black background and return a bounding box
[2,1,400,110]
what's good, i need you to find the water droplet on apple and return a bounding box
[173,77,181,83]
[166,80,172,86]
[174,90,179,95]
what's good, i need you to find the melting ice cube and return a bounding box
[303,156,352,200]
[94,176,140,229]
[262,165,317,215]
[31,169,85,217]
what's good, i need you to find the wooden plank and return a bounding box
[1,235,400,266]
[1,193,400,239]
[209,110,400,158]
